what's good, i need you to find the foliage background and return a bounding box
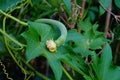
[0,0,120,80]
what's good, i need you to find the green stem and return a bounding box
[39,8,58,18]
[0,17,25,48]
[26,72,34,80]
[0,29,25,48]
[88,65,95,80]
[8,0,28,14]
[0,10,67,47]
[0,10,28,26]
[61,60,90,79]
[6,46,28,79]
[62,66,74,80]
[35,19,67,46]
[2,17,28,79]
[2,16,50,80]
[3,16,6,31]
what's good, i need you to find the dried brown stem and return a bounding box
[113,42,120,64]
[80,0,85,18]
[104,3,112,38]
[99,1,120,24]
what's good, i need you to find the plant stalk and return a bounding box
[0,29,25,47]
[62,66,74,80]
[104,3,112,38]
[0,10,28,26]
[35,19,67,47]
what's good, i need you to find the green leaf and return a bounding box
[21,21,58,59]
[78,19,107,50]
[66,29,96,57]
[99,0,112,15]
[62,0,72,16]
[68,22,106,56]
[92,44,120,80]
[78,18,92,32]
[22,21,63,80]
[89,38,105,50]
[22,20,92,80]
[83,23,104,39]
[61,53,88,73]
[66,30,107,56]
[0,0,22,11]
[22,21,56,61]
[46,53,62,80]
[114,0,120,9]
[99,6,105,16]
[88,7,98,22]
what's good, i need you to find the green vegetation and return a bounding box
[0,0,120,80]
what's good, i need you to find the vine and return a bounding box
[0,60,13,80]
[0,9,71,80]
[0,0,120,80]
[0,11,50,80]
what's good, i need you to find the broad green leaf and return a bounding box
[22,21,62,80]
[88,24,106,49]
[0,0,22,11]
[78,19,92,32]
[88,7,98,22]
[61,53,88,73]
[22,21,93,80]
[58,45,90,79]
[62,0,72,16]
[59,44,92,79]
[22,21,57,61]
[89,11,96,22]
[99,0,112,15]
[114,0,120,9]
[66,28,106,56]
[46,53,62,80]
[66,30,91,56]
[70,20,106,55]
[82,23,106,50]
[83,23,104,39]
[92,44,120,80]
[99,6,105,16]
[89,38,105,49]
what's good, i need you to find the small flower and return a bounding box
[46,40,56,52]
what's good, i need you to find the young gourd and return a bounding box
[35,19,67,52]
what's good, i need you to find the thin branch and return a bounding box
[43,0,52,7]
[0,29,25,48]
[0,10,28,26]
[62,66,74,80]
[113,42,120,64]
[104,3,112,38]
[99,1,120,24]
[80,0,85,19]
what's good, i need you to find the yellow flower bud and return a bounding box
[46,40,56,52]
